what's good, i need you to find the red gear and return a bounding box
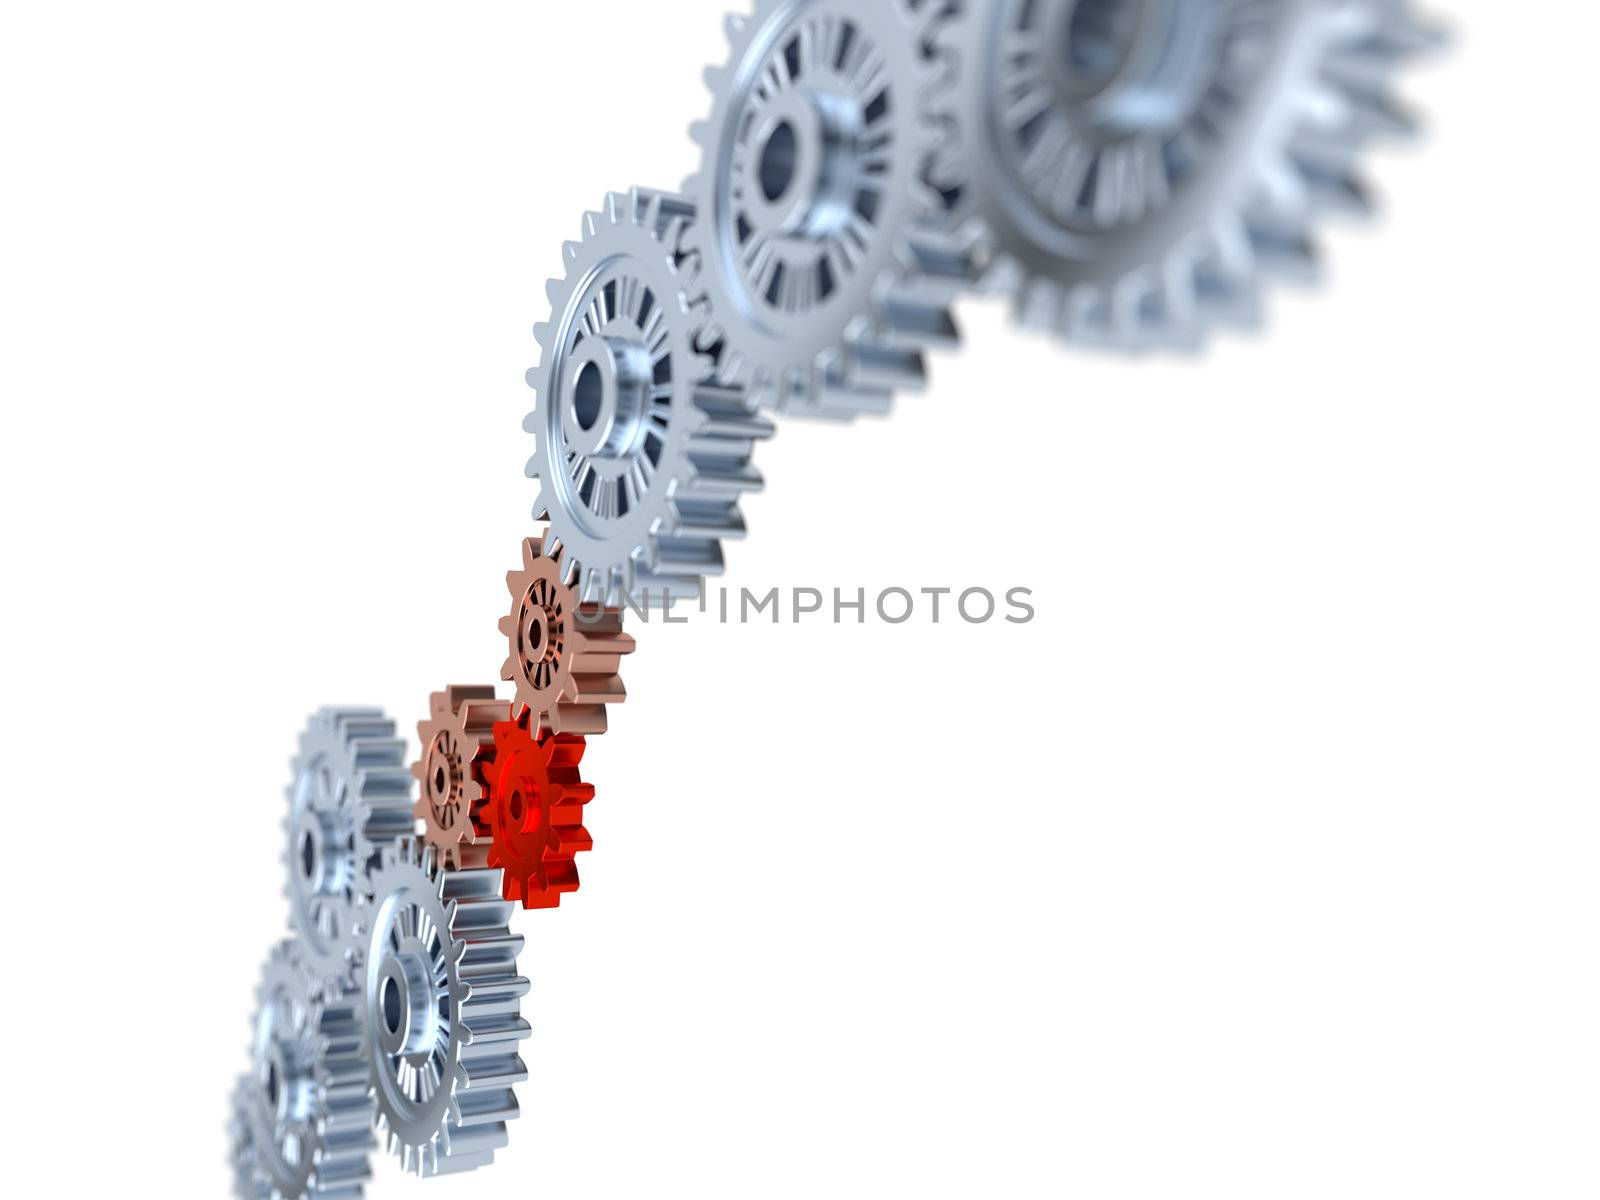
[481,716,595,909]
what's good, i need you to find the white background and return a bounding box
[2,1,1595,1196]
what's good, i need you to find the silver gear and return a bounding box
[927,0,1441,347]
[525,187,772,609]
[683,0,964,421]
[243,942,375,1199]
[360,839,532,1177]
[285,708,415,999]
[230,1075,271,1199]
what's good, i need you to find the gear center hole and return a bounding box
[1057,0,1215,134]
[1064,0,1142,95]
[265,1061,281,1109]
[759,119,800,204]
[381,975,404,1037]
[297,830,317,881]
[573,360,605,433]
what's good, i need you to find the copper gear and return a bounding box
[500,532,635,736]
[411,685,510,870]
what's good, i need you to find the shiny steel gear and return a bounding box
[412,686,510,871]
[361,839,532,1177]
[525,188,773,609]
[285,709,414,998]
[927,0,1439,347]
[242,942,375,1199]
[684,0,963,420]
[501,532,635,736]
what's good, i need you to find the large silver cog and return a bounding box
[243,942,375,1200]
[684,0,963,421]
[285,708,414,999]
[525,188,772,609]
[928,0,1441,348]
[360,839,532,1177]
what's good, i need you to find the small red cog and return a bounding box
[481,716,595,909]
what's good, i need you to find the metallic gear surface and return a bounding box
[412,686,510,870]
[244,942,375,1199]
[231,1075,270,1199]
[525,187,772,608]
[685,0,963,419]
[500,533,635,735]
[361,840,531,1177]
[482,717,596,909]
[928,0,1439,346]
[285,709,414,998]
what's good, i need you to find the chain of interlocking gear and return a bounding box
[233,2,1438,1192]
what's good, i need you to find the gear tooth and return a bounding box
[638,187,664,229]
[1389,8,1450,57]
[1050,282,1090,338]
[1299,159,1375,217]
[1248,221,1322,283]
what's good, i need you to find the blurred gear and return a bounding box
[483,717,595,909]
[500,532,635,736]
[285,708,413,998]
[362,840,531,1177]
[684,0,963,420]
[230,1075,270,1199]
[927,0,1440,347]
[525,187,773,608]
[244,942,374,1199]
[412,686,510,870]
